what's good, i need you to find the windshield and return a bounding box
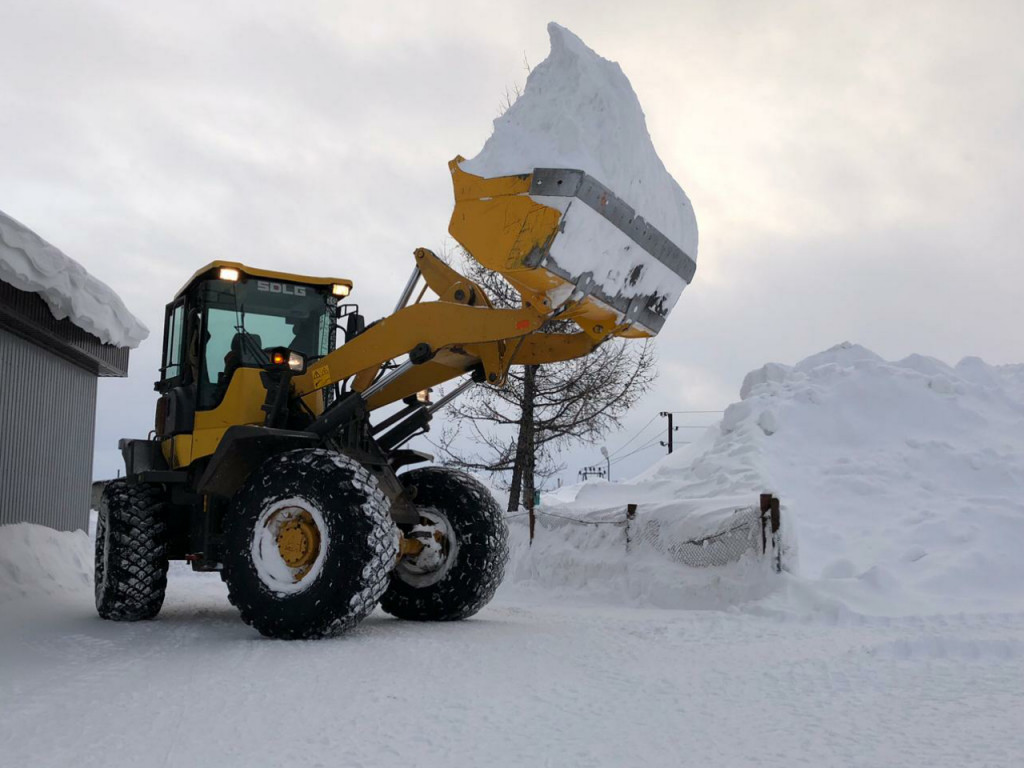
[197,278,335,409]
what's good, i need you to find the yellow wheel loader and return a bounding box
[95,159,697,638]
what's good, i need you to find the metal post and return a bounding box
[625,503,637,553]
[660,411,674,453]
[393,266,422,314]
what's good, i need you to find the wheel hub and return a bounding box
[271,508,321,580]
[398,512,453,580]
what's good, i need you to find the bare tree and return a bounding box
[496,53,531,116]
[434,253,656,511]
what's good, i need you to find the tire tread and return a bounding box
[222,449,397,639]
[95,479,169,621]
[380,468,508,621]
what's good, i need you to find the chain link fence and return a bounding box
[509,493,783,572]
[631,500,779,570]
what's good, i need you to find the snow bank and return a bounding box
[0,523,93,604]
[506,457,789,607]
[735,342,1024,614]
[0,209,148,348]
[538,341,1024,615]
[505,503,779,610]
[462,23,697,320]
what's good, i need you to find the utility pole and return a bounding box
[659,411,674,454]
[600,446,610,481]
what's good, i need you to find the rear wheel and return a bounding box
[95,479,169,621]
[222,448,397,639]
[380,468,508,621]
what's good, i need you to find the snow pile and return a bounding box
[0,209,148,348]
[462,23,697,320]
[0,523,93,604]
[738,344,1024,614]
[534,342,1024,615]
[505,496,779,609]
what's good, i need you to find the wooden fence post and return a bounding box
[759,493,782,572]
[770,496,781,572]
[759,493,772,555]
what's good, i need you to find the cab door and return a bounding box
[155,298,198,467]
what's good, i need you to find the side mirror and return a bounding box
[346,312,365,340]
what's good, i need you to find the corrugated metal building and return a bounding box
[0,279,130,531]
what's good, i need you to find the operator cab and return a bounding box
[156,261,352,436]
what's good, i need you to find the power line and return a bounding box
[610,436,665,464]
[606,414,660,459]
[581,408,722,478]
[582,413,659,471]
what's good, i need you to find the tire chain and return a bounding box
[380,468,509,621]
[223,449,398,639]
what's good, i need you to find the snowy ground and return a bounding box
[0,563,1018,766]
[1,538,1023,766]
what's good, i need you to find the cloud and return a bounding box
[0,1,1020,482]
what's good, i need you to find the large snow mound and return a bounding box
[733,343,1024,612]
[0,523,93,604]
[544,342,1024,615]
[462,23,697,319]
[0,209,148,348]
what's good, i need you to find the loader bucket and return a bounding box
[448,157,697,338]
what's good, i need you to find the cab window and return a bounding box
[196,278,334,410]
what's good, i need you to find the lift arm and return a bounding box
[290,249,613,412]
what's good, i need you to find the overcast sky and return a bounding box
[2,0,1021,488]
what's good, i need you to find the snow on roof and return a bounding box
[0,209,148,349]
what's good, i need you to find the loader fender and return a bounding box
[195,425,319,498]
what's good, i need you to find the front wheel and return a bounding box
[380,468,508,621]
[95,479,169,621]
[221,449,398,639]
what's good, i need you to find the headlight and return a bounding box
[219,267,240,282]
[269,348,306,374]
[332,283,351,297]
[416,388,433,404]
